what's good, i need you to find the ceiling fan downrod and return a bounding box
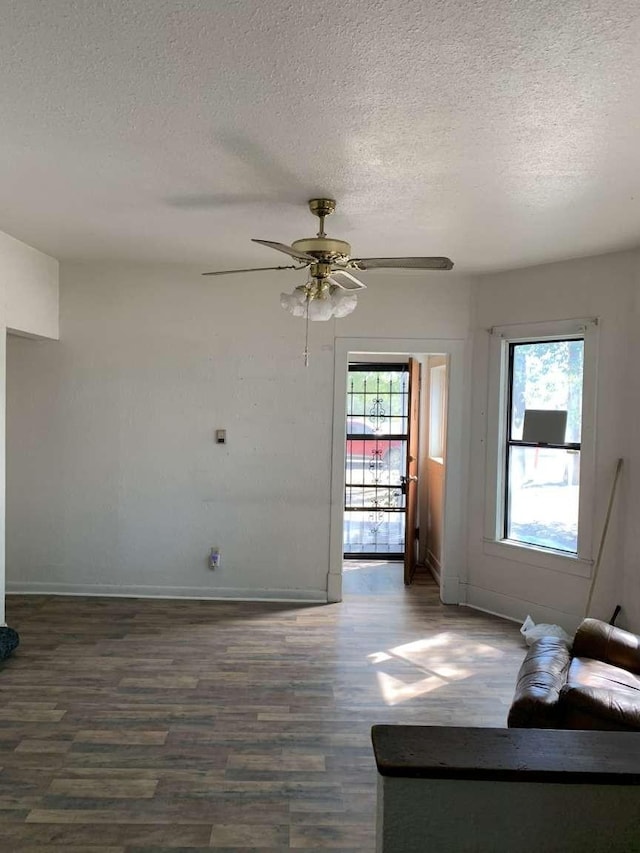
[308,198,336,238]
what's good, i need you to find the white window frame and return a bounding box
[483,318,598,577]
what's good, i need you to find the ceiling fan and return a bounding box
[203,198,454,321]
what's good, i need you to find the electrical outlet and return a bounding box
[209,548,221,570]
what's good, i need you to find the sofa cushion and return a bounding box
[507,637,571,728]
[560,657,640,730]
[573,619,640,674]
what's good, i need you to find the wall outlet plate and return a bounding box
[209,548,221,569]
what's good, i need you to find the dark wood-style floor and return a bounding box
[0,566,524,851]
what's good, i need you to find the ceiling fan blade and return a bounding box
[202,264,303,277]
[351,257,454,271]
[328,269,367,291]
[252,239,317,262]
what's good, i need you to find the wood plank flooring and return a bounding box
[0,568,524,851]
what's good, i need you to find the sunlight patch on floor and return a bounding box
[376,669,472,705]
[343,560,401,573]
[368,651,392,664]
[369,631,506,706]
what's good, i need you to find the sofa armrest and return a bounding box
[573,619,640,675]
[508,637,571,728]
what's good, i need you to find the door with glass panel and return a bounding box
[343,364,409,558]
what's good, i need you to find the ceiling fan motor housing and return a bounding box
[291,237,351,263]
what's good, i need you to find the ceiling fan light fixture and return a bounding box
[280,285,309,317]
[330,288,358,318]
[307,294,335,322]
[280,281,357,321]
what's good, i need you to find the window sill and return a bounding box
[482,538,593,578]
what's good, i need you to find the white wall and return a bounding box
[0,228,58,625]
[0,230,59,340]
[621,252,640,631]
[466,250,638,631]
[8,248,640,630]
[6,262,473,601]
[8,249,640,630]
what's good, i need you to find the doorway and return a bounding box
[343,363,409,559]
[329,337,465,605]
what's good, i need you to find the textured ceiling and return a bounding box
[1,0,639,273]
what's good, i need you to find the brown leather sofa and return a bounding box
[508,618,640,730]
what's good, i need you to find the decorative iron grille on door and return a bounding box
[343,363,409,557]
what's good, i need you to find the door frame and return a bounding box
[328,336,467,604]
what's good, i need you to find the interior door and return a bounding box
[404,358,420,584]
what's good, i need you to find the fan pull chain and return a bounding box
[303,294,311,367]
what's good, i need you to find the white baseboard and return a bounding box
[463,584,582,632]
[440,574,459,605]
[326,572,342,603]
[425,550,441,586]
[6,580,328,604]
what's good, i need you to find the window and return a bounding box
[484,319,597,572]
[505,339,583,553]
